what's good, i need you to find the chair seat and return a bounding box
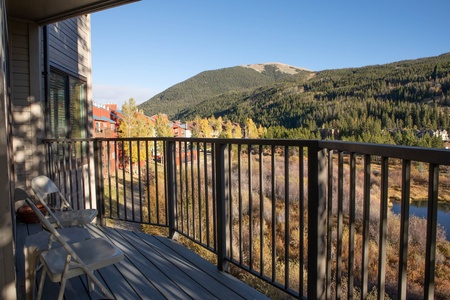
[40,237,124,282]
[51,209,97,227]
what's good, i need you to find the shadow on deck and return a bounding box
[16,222,269,300]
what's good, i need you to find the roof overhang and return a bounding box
[6,0,139,25]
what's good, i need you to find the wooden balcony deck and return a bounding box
[16,222,269,300]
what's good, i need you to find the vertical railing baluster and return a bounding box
[212,143,217,251]
[156,140,161,225]
[307,143,327,300]
[299,146,305,296]
[229,144,234,261]
[284,145,290,289]
[74,141,80,209]
[271,144,276,282]
[121,141,127,221]
[178,141,183,233]
[86,140,93,208]
[248,144,253,270]
[378,157,389,300]
[326,149,333,299]
[68,141,73,208]
[238,144,243,265]
[94,139,105,226]
[348,153,356,299]
[259,144,264,276]
[145,140,150,223]
[204,142,210,248]
[336,151,344,299]
[184,141,189,236]
[424,163,439,300]
[130,140,135,221]
[398,159,411,300]
[191,141,196,240]
[362,154,371,299]
[116,141,123,218]
[115,141,120,219]
[106,141,112,217]
[197,142,203,244]
[137,140,142,222]
[163,140,167,226]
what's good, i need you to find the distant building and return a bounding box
[172,121,192,137]
[416,129,449,141]
[92,102,123,176]
[93,102,120,138]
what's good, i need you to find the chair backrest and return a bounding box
[25,198,81,256]
[26,198,121,300]
[14,188,30,211]
[31,175,72,210]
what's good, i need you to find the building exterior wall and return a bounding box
[10,15,93,192]
[48,16,92,80]
[10,20,44,192]
[1,1,16,298]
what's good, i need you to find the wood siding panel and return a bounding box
[48,16,91,79]
[10,15,92,194]
[1,3,16,299]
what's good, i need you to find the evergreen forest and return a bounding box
[139,53,450,147]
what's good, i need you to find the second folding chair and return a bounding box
[31,175,97,227]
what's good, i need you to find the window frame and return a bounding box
[47,66,88,139]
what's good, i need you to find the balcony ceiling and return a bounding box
[6,0,139,25]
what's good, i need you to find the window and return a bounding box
[49,70,87,139]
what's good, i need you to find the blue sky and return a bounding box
[91,0,450,108]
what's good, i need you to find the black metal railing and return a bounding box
[43,137,450,300]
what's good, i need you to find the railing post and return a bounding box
[93,139,105,226]
[216,142,230,272]
[166,140,178,239]
[307,143,327,300]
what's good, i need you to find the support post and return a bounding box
[216,142,230,272]
[93,139,105,226]
[307,143,327,300]
[166,140,178,239]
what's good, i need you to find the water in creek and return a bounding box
[391,201,450,241]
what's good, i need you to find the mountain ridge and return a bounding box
[138,63,313,118]
[138,53,450,131]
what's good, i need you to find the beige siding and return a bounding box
[1,2,16,298]
[10,20,42,192]
[10,15,93,192]
[48,16,92,79]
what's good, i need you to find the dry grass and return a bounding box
[131,148,450,299]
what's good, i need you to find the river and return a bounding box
[391,202,450,241]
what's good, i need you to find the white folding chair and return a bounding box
[15,188,94,299]
[25,198,123,300]
[31,175,97,228]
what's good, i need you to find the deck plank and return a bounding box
[135,232,251,300]
[150,234,270,300]
[89,225,188,299]
[100,226,218,299]
[16,222,270,300]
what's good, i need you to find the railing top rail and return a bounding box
[42,137,450,165]
[319,140,450,165]
[43,137,320,146]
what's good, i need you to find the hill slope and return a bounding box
[138,63,312,118]
[139,53,450,138]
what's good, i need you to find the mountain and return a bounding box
[139,53,450,135]
[138,63,313,118]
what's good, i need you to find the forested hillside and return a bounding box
[140,53,450,145]
[139,64,312,118]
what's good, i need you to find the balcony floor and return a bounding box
[16,222,269,300]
